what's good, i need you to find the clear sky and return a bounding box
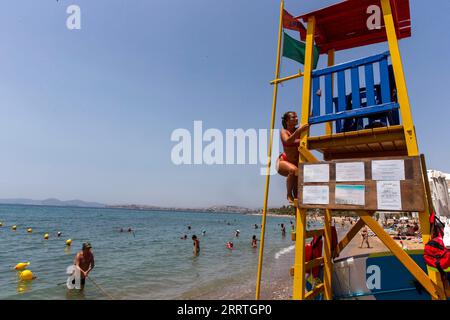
[0,0,449,208]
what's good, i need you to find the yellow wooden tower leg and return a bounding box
[293,15,316,300]
[293,208,307,299]
[323,50,335,299]
[381,0,418,156]
[322,209,333,299]
[325,49,335,135]
[382,0,446,299]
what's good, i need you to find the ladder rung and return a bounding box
[305,283,324,300]
[306,229,324,239]
[292,229,324,241]
[305,257,324,270]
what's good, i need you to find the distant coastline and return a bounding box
[0,198,260,214]
[105,204,260,214]
[0,198,296,215]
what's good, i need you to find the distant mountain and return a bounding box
[106,204,258,214]
[0,198,105,208]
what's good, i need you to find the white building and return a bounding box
[427,170,450,217]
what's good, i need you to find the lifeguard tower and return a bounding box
[256,0,449,300]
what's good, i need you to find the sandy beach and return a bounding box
[205,216,425,300]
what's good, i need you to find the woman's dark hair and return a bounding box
[282,111,296,129]
[192,235,197,240]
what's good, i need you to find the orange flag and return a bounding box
[283,9,306,39]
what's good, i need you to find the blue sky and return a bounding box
[0,0,449,208]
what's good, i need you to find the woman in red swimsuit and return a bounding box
[276,111,309,203]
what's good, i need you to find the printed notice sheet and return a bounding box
[302,186,329,205]
[303,164,329,183]
[377,181,402,210]
[335,185,365,206]
[372,160,405,181]
[336,162,365,182]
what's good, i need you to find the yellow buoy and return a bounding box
[27,228,33,233]
[14,262,30,271]
[12,225,17,231]
[66,239,72,246]
[44,233,49,240]
[20,270,34,281]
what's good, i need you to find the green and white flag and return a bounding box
[282,32,320,69]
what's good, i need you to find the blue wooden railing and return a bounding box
[309,51,400,133]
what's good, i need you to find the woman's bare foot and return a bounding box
[287,195,295,204]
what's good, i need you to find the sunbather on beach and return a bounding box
[276,111,309,203]
[359,226,372,248]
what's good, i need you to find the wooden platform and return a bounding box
[307,125,407,160]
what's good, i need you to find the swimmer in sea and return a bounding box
[235,230,240,237]
[180,234,187,240]
[281,223,286,237]
[251,235,257,248]
[192,235,200,256]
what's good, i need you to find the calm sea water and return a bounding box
[0,205,298,300]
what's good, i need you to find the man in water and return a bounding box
[281,224,286,237]
[192,235,200,256]
[235,230,240,237]
[74,242,95,289]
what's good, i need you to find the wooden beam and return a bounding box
[299,146,319,163]
[270,71,304,85]
[305,283,324,300]
[358,211,445,300]
[305,257,324,270]
[306,229,324,239]
[308,131,406,149]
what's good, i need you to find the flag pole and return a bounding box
[255,0,284,300]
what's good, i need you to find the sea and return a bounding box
[0,204,305,300]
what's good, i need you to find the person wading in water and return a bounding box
[74,242,95,290]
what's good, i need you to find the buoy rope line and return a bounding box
[87,277,115,300]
